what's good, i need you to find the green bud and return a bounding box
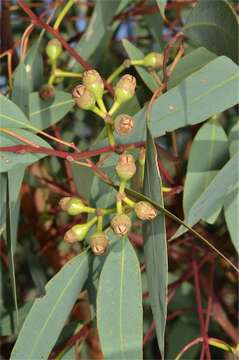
[111,214,132,236]
[90,231,109,255]
[59,197,86,215]
[143,52,164,69]
[64,222,90,243]
[46,39,62,62]
[114,74,136,104]
[114,114,134,136]
[72,85,96,110]
[83,70,104,100]
[39,84,55,101]
[134,201,157,220]
[116,153,136,181]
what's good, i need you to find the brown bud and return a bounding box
[116,153,136,181]
[111,214,132,236]
[39,84,55,101]
[114,114,134,136]
[72,85,96,110]
[90,231,109,255]
[114,74,136,104]
[134,201,157,220]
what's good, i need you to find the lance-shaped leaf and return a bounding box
[0,95,32,129]
[11,251,89,360]
[97,232,143,360]
[12,60,30,117]
[142,127,168,358]
[183,118,229,224]
[184,0,239,64]
[224,122,239,253]
[29,91,74,130]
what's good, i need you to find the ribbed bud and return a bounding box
[114,114,134,136]
[116,153,136,181]
[64,223,90,243]
[111,214,132,236]
[46,39,62,62]
[134,201,157,220]
[90,231,109,255]
[59,197,86,215]
[72,85,96,110]
[114,74,136,104]
[39,84,55,101]
[83,70,104,100]
[143,52,164,69]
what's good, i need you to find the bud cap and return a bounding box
[143,52,164,69]
[46,39,62,62]
[114,75,136,104]
[114,114,134,136]
[90,231,109,255]
[116,153,136,181]
[72,85,96,110]
[111,214,132,236]
[134,201,157,220]
[83,70,104,99]
[59,197,86,215]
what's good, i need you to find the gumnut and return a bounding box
[59,197,86,215]
[111,214,132,236]
[90,231,109,255]
[114,74,136,104]
[83,69,104,99]
[114,114,134,135]
[134,201,157,220]
[46,39,62,62]
[116,153,136,181]
[143,52,164,69]
[39,84,55,101]
[72,85,96,110]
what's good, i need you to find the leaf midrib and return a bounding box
[30,99,74,117]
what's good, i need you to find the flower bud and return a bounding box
[116,153,136,181]
[111,214,132,236]
[90,231,109,255]
[114,74,136,104]
[72,85,96,110]
[46,39,62,62]
[64,223,90,243]
[83,70,104,100]
[134,201,157,220]
[39,84,55,101]
[59,197,86,215]
[114,114,134,136]
[143,52,164,69]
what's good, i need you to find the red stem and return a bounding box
[192,258,211,360]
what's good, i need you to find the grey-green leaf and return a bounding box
[174,152,239,238]
[11,251,89,360]
[97,232,143,360]
[29,91,74,130]
[143,127,168,358]
[0,95,32,128]
[11,60,30,117]
[184,0,239,64]
[183,118,229,224]
[224,122,239,253]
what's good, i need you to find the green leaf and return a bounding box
[26,34,44,91]
[224,122,239,253]
[175,152,239,238]
[11,251,90,360]
[0,95,32,129]
[143,127,168,358]
[184,0,239,64]
[111,56,239,146]
[12,60,30,117]
[29,91,74,130]
[0,129,52,173]
[155,0,167,17]
[70,0,120,70]
[97,232,143,360]
[183,118,229,224]
[0,301,33,336]
[71,164,94,201]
